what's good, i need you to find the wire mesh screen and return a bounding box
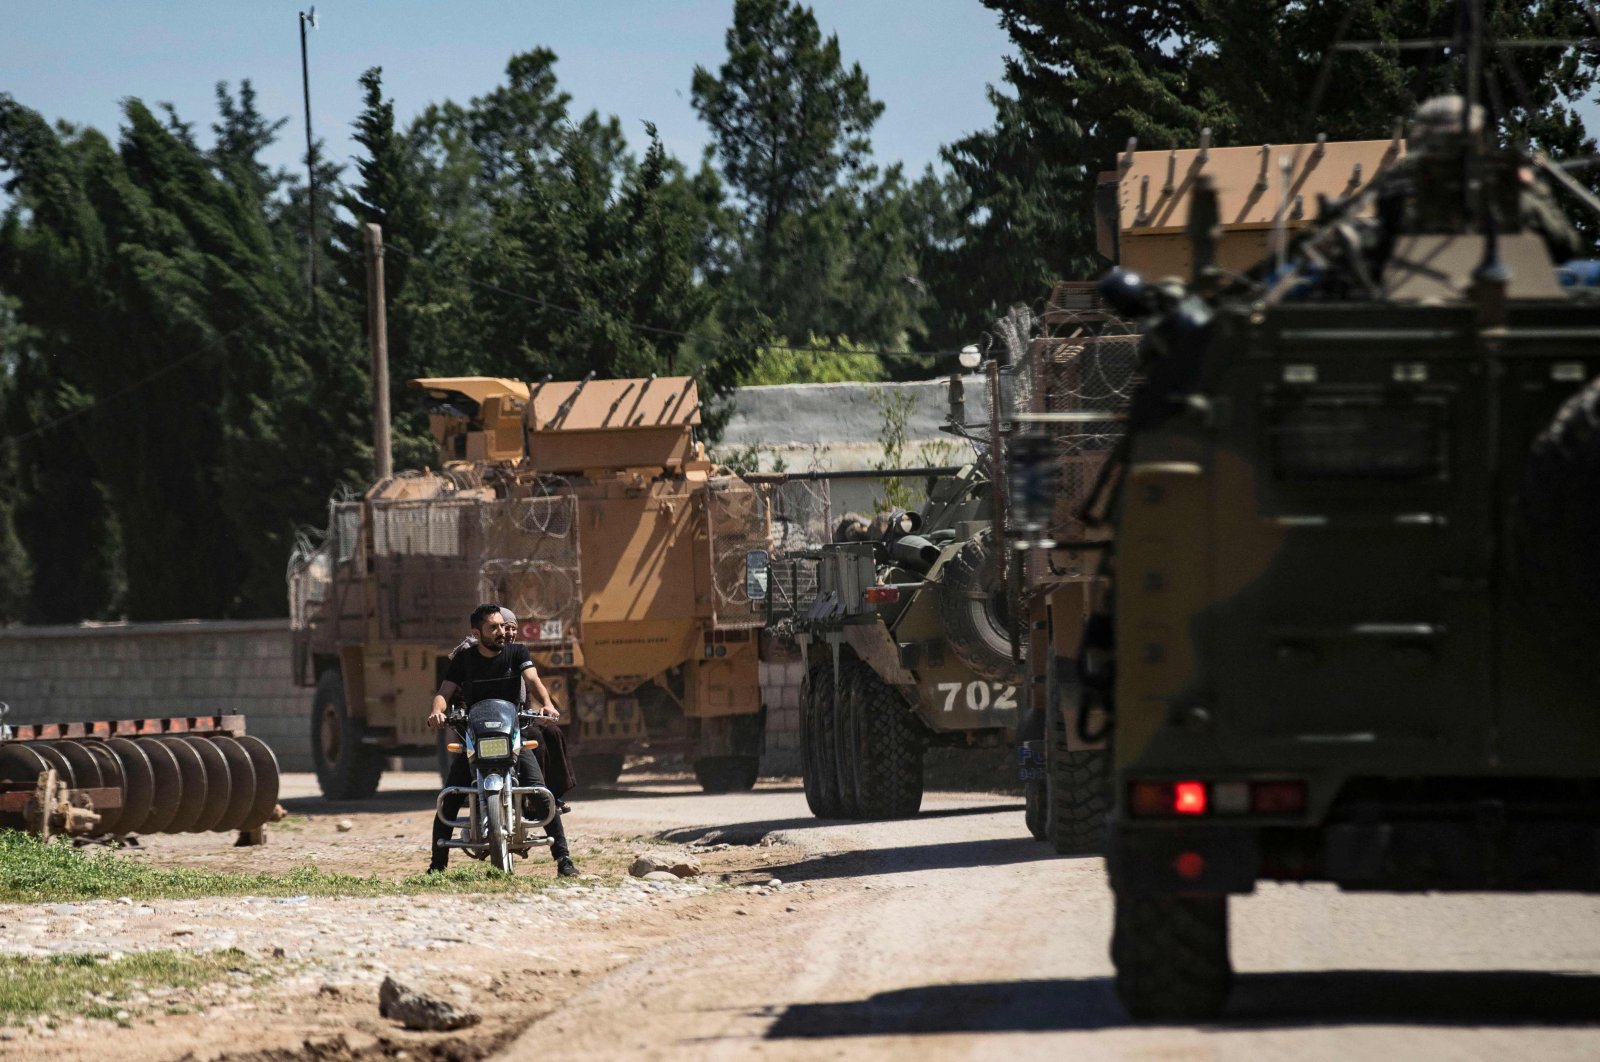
[330,501,363,565]
[477,495,583,644]
[286,539,330,632]
[706,479,771,629]
[1034,331,1141,574]
[1004,284,1142,582]
[764,478,832,621]
[369,499,484,643]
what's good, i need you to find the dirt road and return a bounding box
[8,773,1600,1060]
[505,785,1600,1061]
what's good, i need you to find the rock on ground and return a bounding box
[377,975,481,1032]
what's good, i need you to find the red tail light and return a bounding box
[864,586,900,605]
[1173,781,1207,815]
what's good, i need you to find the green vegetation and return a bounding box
[0,0,1594,623]
[0,948,272,1026]
[0,830,603,902]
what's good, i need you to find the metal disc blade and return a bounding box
[179,736,231,833]
[208,736,257,832]
[31,743,77,788]
[48,741,102,791]
[105,738,155,836]
[134,738,182,834]
[0,744,49,829]
[232,735,281,830]
[79,741,126,836]
[153,736,208,834]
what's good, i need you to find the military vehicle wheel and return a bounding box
[938,528,1024,683]
[801,661,845,818]
[694,755,759,793]
[1024,778,1048,840]
[838,659,924,820]
[1046,682,1110,855]
[572,753,625,788]
[1111,893,1233,1021]
[1513,375,1600,665]
[310,670,384,800]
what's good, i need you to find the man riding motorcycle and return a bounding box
[427,603,580,877]
[446,607,578,811]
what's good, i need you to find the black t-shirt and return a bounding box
[444,643,533,708]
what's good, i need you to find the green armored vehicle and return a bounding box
[795,400,1027,820]
[1022,90,1600,1020]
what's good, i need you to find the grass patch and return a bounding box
[0,830,605,902]
[0,949,270,1026]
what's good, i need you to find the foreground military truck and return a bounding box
[1029,102,1600,1020]
[1012,138,1407,855]
[795,376,1024,820]
[289,375,770,798]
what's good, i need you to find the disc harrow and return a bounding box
[0,713,281,843]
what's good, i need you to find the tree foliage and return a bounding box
[0,0,1593,624]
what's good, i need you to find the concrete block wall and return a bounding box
[758,643,806,776]
[0,620,313,772]
[0,619,810,780]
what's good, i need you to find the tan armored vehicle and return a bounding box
[289,374,771,798]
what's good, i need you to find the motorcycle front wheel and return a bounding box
[486,791,513,873]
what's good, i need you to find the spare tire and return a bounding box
[1511,376,1600,667]
[936,528,1024,682]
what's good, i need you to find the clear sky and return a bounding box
[3,3,1596,189]
[0,1,1016,183]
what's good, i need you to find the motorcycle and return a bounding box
[434,698,556,873]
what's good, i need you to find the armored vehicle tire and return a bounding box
[801,662,845,818]
[1513,376,1600,664]
[1046,687,1111,855]
[937,528,1023,683]
[694,755,759,793]
[1024,779,1048,840]
[310,669,385,800]
[573,753,624,788]
[1111,893,1233,1021]
[838,659,925,820]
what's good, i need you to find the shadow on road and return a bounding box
[744,834,1063,882]
[764,970,1600,1038]
[657,802,1026,847]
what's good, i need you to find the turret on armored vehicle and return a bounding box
[289,374,771,798]
[1010,73,1600,1021]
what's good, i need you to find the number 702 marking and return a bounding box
[937,681,1018,712]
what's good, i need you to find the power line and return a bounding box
[0,319,260,450]
[381,241,958,362]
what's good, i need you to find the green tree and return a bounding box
[692,0,921,350]
[739,335,885,386]
[928,0,1598,342]
[0,94,367,619]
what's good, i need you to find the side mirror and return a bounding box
[745,549,770,601]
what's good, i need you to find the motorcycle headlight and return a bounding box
[476,735,512,760]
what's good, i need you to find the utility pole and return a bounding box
[299,8,320,312]
[365,224,393,481]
